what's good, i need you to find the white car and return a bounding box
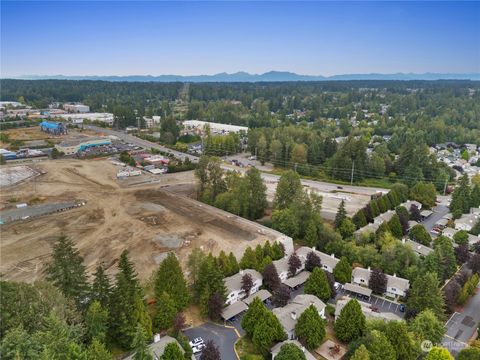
[334,282,343,291]
[192,344,206,354]
[189,337,204,348]
[248,155,257,160]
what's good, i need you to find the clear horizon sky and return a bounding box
[1,1,479,77]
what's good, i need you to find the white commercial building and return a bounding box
[224,269,262,305]
[64,103,90,113]
[56,112,114,125]
[143,116,161,128]
[183,120,248,134]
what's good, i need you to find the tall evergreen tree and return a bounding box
[274,170,303,210]
[44,235,88,309]
[295,305,326,349]
[335,200,347,229]
[154,292,176,331]
[109,250,152,349]
[246,167,268,219]
[450,174,471,218]
[407,272,445,320]
[385,321,419,360]
[364,330,396,360]
[160,342,184,360]
[90,263,112,309]
[154,253,189,310]
[131,324,153,360]
[275,343,307,360]
[333,257,352,284]
[304,268,332,302]
[334,299,366,342]
[85,300,108,344]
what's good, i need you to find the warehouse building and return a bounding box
[55,137,112,155]
[64,104,90,113]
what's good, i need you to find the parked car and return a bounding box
[189,337,204,348]
[337,186,343,189]
[248,155,257,160]
[399,304,406,312]
[192,344,206,354]
[334,282,343,291]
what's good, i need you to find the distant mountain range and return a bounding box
[7,71,480,82]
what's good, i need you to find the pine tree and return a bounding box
[334,299,366,342]
[271,242,285,260]
[335,200,347,229]
[275,343,307,360]
[407,272,445,319]
[241,298,265,337]
[305,219,318,247]
[364,330,396,360]
[85,300,108,344]
[353,210,368,229]
[246,167,268,220]
[160,342,184,360]
[295,305,326,349]
[387,214,403,238]
[252,312,285,355]
[351,345,371,360]
[187,248,206,288]
[91,264,112,308]
[109,250,152,349]
[450,174,471,218]
[333,257,352,284]
[154,253,189,310]
[131,324,153,360]
[227,252,239,275]
[304,268,332,302]
[44,235,88,309]
[239,247,258,270]
[385,321,419,360]
[86,339,112,360]
[154,292,176,331]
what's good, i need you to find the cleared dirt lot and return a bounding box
[0,159,280,283]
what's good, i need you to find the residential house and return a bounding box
[224,269,262,305]
[403,239,433,257]
[296,246,340,273]
[272,294,326,340]
[351,267,409,298]
[273,257,291,282]
[455,213,479,232]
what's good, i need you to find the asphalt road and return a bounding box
[442,281,480,356]
[184,322,239,360]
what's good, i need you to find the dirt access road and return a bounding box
[0,159,280,283]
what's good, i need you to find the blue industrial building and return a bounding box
[39,121,67,135]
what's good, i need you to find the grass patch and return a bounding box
[235,337,264,360]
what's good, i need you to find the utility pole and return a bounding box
[443,178,448,196]
[350,160,355,185]
[255,146,257,159]
[294,163,298,172]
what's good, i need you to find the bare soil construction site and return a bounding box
[0,159,282,283]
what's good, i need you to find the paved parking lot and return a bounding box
[184,322,239,360]
[336,287,405,318]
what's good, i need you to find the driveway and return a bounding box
[442,282,480,356]
[184,322,239,360]
[336,287,405,318]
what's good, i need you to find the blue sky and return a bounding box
[1,1,479,76]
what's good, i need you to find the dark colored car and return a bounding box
[399,304,406,312]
